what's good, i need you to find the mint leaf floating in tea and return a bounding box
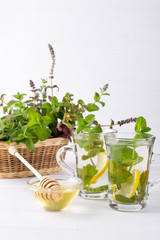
[84,185,108,193]
[138,170,149,193]
[81,164,98,187]
[110,145,143,166]
[115,194,135,204]
[108,164,132,184]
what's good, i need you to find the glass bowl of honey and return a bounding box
[27,175,82,211]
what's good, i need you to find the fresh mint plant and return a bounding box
[0,44,109,152]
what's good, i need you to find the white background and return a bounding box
[0,1,160,239]
[0,0,160,149]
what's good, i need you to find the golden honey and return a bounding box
[32,183,80,211]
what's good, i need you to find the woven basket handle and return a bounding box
[56,145,76,177]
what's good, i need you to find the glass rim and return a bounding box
[104,132,155,141]
[27,175,83,191]
[73,128,117,137]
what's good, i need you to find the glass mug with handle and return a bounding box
[104,132,160,212]
[56,128,117,199]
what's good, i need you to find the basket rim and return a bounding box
[0,137,69,149]
[0,166,61,179]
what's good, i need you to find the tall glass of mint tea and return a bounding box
[56,128,117,199]
[104,132,160,212]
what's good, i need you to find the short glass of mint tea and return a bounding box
[104,132,160,212]
[56,128,117,199]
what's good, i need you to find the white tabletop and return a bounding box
[0,164,160,240]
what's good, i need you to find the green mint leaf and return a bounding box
[76,119,87,134]
[10,129,25,141]
[82,147,105,160]
[85,147,105,158]
[109,169,132,184]
[99,101,105,107]
[85,114,95,124]
[27,111,40,128]
[24,137,35,152]
[134,132,152,139]
[63,92,74,104]
[27,110,51,140]
[11,134,25,141]
[28,109,40,121]
[141,127,151,133]
[0,94,6,103]
[82,155,90,160]
[135,116,151,134]
[110,144,143,166]
[100,87,110,95]
[78,99,84,106]
[3,106,8,112]
[82,164,98,186]
[83,185,108,193]
[7,100,16,108]
[41,116,51,126]
[138,170,149,193]
[122,155,143,166]
[78,139,94,148]
[51,96,58,107]
[41,79,48,84]
[141,133,152,138]
[0,134,7,139]
[34,126,51,141]
[12,92,27,101]
[77,168,83,179]
[0,120,5,131]
[115,194,135,203]
[94,92,100,102]
[11,109,23,117]
[42,102,52,116]
[88,125,102,133]
[42,102,51,109]
[77,114,95,133]
[42,94,47,99]
[110,145,123,163]
[14,102,26,109]
[86,103,99,112]
[28,110,51,128]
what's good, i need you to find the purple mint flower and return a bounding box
[103,84,109,90]
[48,96,52,101]
[27,103,34,107]
[82,104,87,108]
[35,93,39,99]
[29,80,35,89]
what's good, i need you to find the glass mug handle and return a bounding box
[149,153,160,190]
[56,145,76,177]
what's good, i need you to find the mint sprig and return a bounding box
[134,116,152,139]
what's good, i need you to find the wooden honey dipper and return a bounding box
[8,146,63,201]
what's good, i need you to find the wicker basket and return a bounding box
[0,138,68,178]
